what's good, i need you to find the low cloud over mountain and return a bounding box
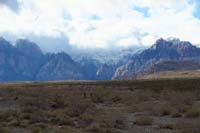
[0,37,200,82]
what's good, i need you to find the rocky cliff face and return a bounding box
[96,64,117,80]
[0,38,87,82]
[0,37,121,82]
[0,38,38,81]
[15,39,45,78]
[123,60,200,79]
[113,38,200,80]
[36,52,84,81]
[78,58,99,80]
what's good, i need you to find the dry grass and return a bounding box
[141,70,200,79]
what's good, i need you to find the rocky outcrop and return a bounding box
[0,38,86,82]
[126,60,200,79]
[36,52,84,81]
[15,39,45,78]
[96,64,117,80]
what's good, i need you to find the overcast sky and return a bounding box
[0,0,200,49]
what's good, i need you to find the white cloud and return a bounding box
[0,0,200,49]
[142,35,157,46]
[117,37,139,48]
[0,0,20,12]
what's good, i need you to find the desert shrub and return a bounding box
[50,93,66,109]
[28,111,48,124]
[96,112,126,130]
[53,127,80,133]
[66,99,95,117]
[90,89,108,103]
[133,100,173,115]
[175,119,200,132]
[126,104,140,113]
[32,123,47,129]
[20,96,49,110]
[108,91,133,104]
[159,123,175,130]
[165,91,195,106]
[51,116,74,126]
[89,87,125,104]
[150,102,174,116]
[0,127,10,133]
[185,107,200,118]
[48,110,74,126]
[80,113,95,126]
[91,95,105,103]
[97,128,120,133]
[176,104,190,114]
[94,112,127,129]
[111,95,122,103]
[0,110,19,122]
[19,120,30,128]
[114,119,126,129]
[87,122,101,132]
[159,107,172,116]
[134,116,153,126]
[133,101,154,112]
[30,126,44,133]
[132,90,155,103]
[20,113,31,120]
[7,119,20,126]
[171,111,182,118]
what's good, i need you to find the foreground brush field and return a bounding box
[0,79,199,133]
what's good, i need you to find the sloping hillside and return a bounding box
[132,60,200,79]
[140,70,200,79]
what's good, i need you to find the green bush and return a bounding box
[0,127,10,133]
[134,116,153,126]
[185,108,200,118]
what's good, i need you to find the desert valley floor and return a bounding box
[0,78,199,133]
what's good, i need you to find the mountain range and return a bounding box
[0,37,123,82]
[0,37,200,82]
[113,38,200,79]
